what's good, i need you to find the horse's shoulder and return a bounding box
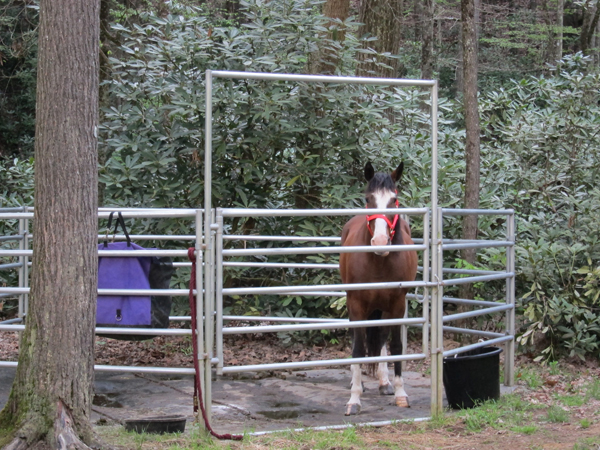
[400,218,411,237]
[341,215,366,245]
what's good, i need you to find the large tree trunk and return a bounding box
[300,0,351,210]
[459,0,481,304]
[356,0,404,77]
[320,0,350,74]
[579,0,600,54]
[0,0,99,448]
[311,0,350,74]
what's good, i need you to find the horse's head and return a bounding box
[364,161,404,257]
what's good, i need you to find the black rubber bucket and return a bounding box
[124,415,186,434]
[443,346,503,409]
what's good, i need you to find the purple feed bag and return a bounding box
[97,241,153,326]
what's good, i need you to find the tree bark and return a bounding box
[421,0,435,80]
[455,19,464,96]
[596,14,600,64]
[0,0,99,448]
[313,0,350,74]
[459,0,481,304]
[580,0,600,54]
[356,0,404,77]
[556,0,564,62]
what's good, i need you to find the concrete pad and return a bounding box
[0,365,515,434]
[0,366,436,434]
[211,369,435,434]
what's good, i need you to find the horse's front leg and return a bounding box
[390,323,409,407]
[378,343,395,395]
[346,327,366,415]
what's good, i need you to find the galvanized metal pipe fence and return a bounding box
[0,205,516,422]
[0,208,206,379]
[0,71,516,430]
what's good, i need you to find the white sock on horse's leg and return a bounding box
[394,375,410,407]
[378,346,394,395]
[346,364,363,415]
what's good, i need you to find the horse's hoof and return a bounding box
[395,396,410,408]
[379,384,394,396]
[345,403,361,416]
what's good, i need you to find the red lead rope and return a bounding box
[188,248,243,441]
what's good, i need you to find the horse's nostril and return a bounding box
[371,235,389,247]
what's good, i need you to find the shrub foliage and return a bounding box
[2,2,600,356]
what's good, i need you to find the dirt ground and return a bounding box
[2,329,600,449]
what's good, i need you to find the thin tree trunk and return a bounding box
[596,16,600,65]
[580,0,600,53]
[455,21,464,96]
[0,0,99,448]
[556,0,564,62]
[459,0,481,305]
[99,0,113,208]
[421,0,435,80]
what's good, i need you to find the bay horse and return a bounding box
[339,161,418,416]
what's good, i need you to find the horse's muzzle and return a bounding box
[371,235,391,256]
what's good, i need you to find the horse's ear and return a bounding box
[391,161,404,183]
[364,162,375,181]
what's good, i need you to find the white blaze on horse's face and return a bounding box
[371,189,397,256]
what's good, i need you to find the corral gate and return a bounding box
[0,71,515,431]
[202,71,516,421]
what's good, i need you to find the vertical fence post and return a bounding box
[422,210,430,358]
[195,209,206,428]
[18,205,30,318]
[205,209,217,421]
[429,79,443,417]
[430,207,444,417]
[504,211,516,386]
[202,69,214,426]
[216,210,224,376]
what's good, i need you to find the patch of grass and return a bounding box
[548,361,560,375]
[580,418,591,429]
[585,379,600,401]
[518,367,543,389]
[573,435,600,450]
[501,393,538,411]
[462,411,488,432]
[510,425,537,435]
[95,423,225,450]
[340,426,360,444]
[424,411,456,430]
[545,405,570,423]
[556,394,585,407]
[457,393,537,434]
[266,425,368,450]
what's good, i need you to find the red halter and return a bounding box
[366,193,399,239]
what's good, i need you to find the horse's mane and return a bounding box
[366,172,396,193]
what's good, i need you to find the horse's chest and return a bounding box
[348,258,403,283]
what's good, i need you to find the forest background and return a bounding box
[1,0,600,362]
